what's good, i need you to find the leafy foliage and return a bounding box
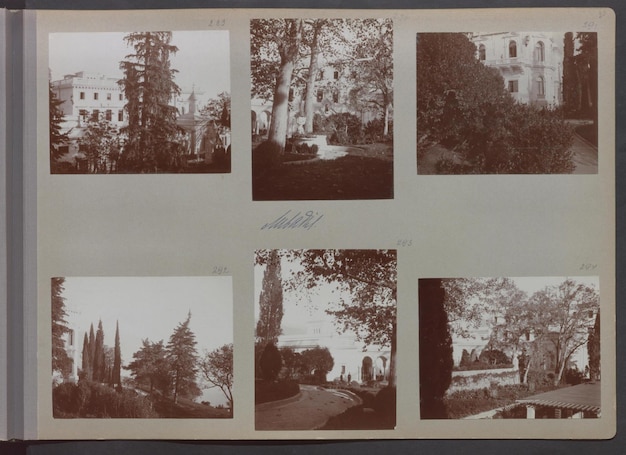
[78,119,121,173]
[126,339,171,395]
[118,32,184,172]
[417,33,574,174]
[256,249,284,345]
[300,346,334,383]
[259,342,282,382]
[199,343,234,411]
[51,278,72,378]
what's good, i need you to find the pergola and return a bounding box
[516,382,601,419]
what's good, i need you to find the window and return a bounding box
[508,40,517,58]
[105,109,112,121]
[332,91,339,103]
[478,44,486,61]
[91,110,99,122]
[118,110,123,122]
[107,93,112,100]
[535,41,545,62]
[508,80,519,93]
[317,89,324,102]
[79,109,88,117]
[333,70,339,80]
[119,94,123,101]
[536,76,545,97]
[79,91,85,100]
[94,92,99,100]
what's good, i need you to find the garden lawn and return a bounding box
[253,154,393,200]
[152,395,231,418]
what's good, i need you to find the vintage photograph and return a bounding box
[49,31,231,174]
[417,32,598,174]
[254,249,397,430]
[251,19,393,200]
[51,276,233,418]
[419,277,600,420]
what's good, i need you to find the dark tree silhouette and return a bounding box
[112,321,122,390]
[49,83,68,166]
[587,309,600,381]
[200,343,234,411]
[419,278,453,419]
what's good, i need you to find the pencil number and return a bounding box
[579,263,598,271]
[208,19,226,27]
[583,21,598,30]
[213,266,229,275]
[397,239,413,247]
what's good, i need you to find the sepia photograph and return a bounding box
[419,277,600,420]
[417,32,598,174]
[49,30,231,174]
[254,249,397,430]
[51,276,233,418]
[251,19,393,200]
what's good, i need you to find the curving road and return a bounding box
[255,384,362,431]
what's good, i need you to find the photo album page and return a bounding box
[22,7,616,440]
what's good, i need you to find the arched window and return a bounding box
[535,41,545,62]
[478,44,486,61]
[537,76,545,97]
[509,40,517,58]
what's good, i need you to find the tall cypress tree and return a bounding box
[49,82,68,166]
[256,250,284,346]
[81,332,92,381]
[118,32,183,172]
[166,312,199,403]
[113,321,122,390]
[92,320,105,383]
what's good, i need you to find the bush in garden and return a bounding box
[260,342,282,382]
[253,140,283,170]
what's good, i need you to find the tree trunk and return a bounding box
[304,22,323,134]
[388,321,396,388]
[267,19,302,153]
[383,101,390,137]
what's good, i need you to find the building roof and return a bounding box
[516,382,601,413]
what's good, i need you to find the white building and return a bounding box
[51,71,127,128]
[277,318,391,384]
[471,32,564,107]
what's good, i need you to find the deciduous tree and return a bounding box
[300,346,334,382]
[126,339,170,395]
[199,344,234,411]
[289,249,397,387]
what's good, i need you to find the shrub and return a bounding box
[364,118,393,143]
[253,140,283,170]
[326,113,364,145]
[260,342,282,381]
[53,381,157,418]
[478,349,511,366]
[310,144,319,154]
[563,367,585,385]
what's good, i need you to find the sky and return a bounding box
[49,30,230,97]
[254,252,352,335]
[60,276,233,377]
